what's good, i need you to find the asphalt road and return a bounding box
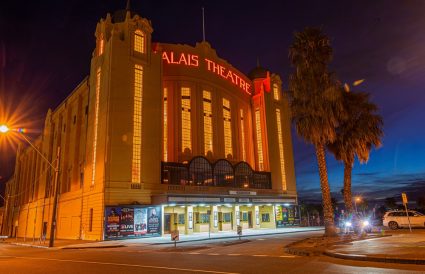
[1,231,425,274]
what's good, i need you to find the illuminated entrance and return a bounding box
[162,203,299,235]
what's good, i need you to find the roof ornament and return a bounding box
[126,0,131,11]
[202,7,206,42]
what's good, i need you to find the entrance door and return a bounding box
[248,212,253,228]
[164,214,172,234]
[218,212,223,230]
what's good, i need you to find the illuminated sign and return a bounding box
[162,51,251,94]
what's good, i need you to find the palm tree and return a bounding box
[328,91,383,214]
[288,27,344,236]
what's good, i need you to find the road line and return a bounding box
[188,252,200,255]
[227,254,241,256]
[252,255,268,257]
[208,253,220,256]
[279,255,296,258]
[7,256,240,274]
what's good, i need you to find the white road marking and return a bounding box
[208,253,220,256]
[228,254,241,256]
[279,255,296,258]
[188,252,200,255]
[252,255,268,257]
[2,256,240,274]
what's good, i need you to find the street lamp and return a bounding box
[0,124,60,247]
[354,197,361,214]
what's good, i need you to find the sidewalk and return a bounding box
[325,232,425,265]
[0,226,324,249]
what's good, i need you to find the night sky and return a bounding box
[1,0,424,206]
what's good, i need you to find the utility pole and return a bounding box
[49,147,61,247]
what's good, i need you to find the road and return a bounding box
[1,231,425,273]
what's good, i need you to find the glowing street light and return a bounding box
[354,196,361,213]
[0,125,9,133]
[0,124,60,248]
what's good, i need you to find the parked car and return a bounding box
[383,210,425,229]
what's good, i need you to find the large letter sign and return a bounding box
[162,51,251,95]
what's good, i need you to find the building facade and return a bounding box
[3,7,298,241]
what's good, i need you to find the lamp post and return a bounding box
[354,197,361,214]
[0,125,60,247]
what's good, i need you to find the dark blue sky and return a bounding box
[1,0,424,205]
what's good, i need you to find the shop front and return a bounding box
[160,198,300,235]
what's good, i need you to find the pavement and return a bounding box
[0,226,324,249]
[324,231,425,265]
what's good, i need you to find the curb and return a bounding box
[4,242,50,249]
[61,244,126,250]
[324,251,425,265]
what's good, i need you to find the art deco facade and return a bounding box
[2,7,297,240]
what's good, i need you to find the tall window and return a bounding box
[91,67,101,185]
[181,87,192,152]
[273,83,280,101]
[203,90,213,155]
[132,64,143,184]
[134,30,145,53]
[223,98,232,158]
[98,33,104,56]
[276,108,286,189]
[163,88,168,161]
[240,109,246,161]
[255,109,264,171]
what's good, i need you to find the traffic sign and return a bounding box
[171,230,179,241]
[402,193,408,205]
[237,225,242,236]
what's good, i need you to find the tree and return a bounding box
[288,27,344,236]
[328,91,383,214]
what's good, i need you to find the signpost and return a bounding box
[237,225,242,240]
[171,230,179,247]
[402,193,412,232]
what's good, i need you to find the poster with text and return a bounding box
[120,207,134,235]
[147,207,160,234]
[106,207,121,238]
[134,208,147,235]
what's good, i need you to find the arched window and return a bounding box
[213,159,234,187]
[188,156,212,186]
[134,30,145,53]
[234,162,253,188]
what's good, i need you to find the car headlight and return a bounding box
[362,220,370,227]
[345,222,352,227]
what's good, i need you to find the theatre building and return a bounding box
[2,7,298,241]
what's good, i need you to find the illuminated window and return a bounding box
[276,108,286,189]
[273,83,280,101]
[132,64,143,184]
[98,33,104,56]
[203,90,213,155]
[163,88,168,161]
[134,30,145,53]
[181,87,191,152]
[240,109,246,161]
[91,67,101,185]
[255,109,264,171]
[223,98,232,158]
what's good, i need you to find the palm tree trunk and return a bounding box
[315,144,336,236]
[343,162,353,215]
